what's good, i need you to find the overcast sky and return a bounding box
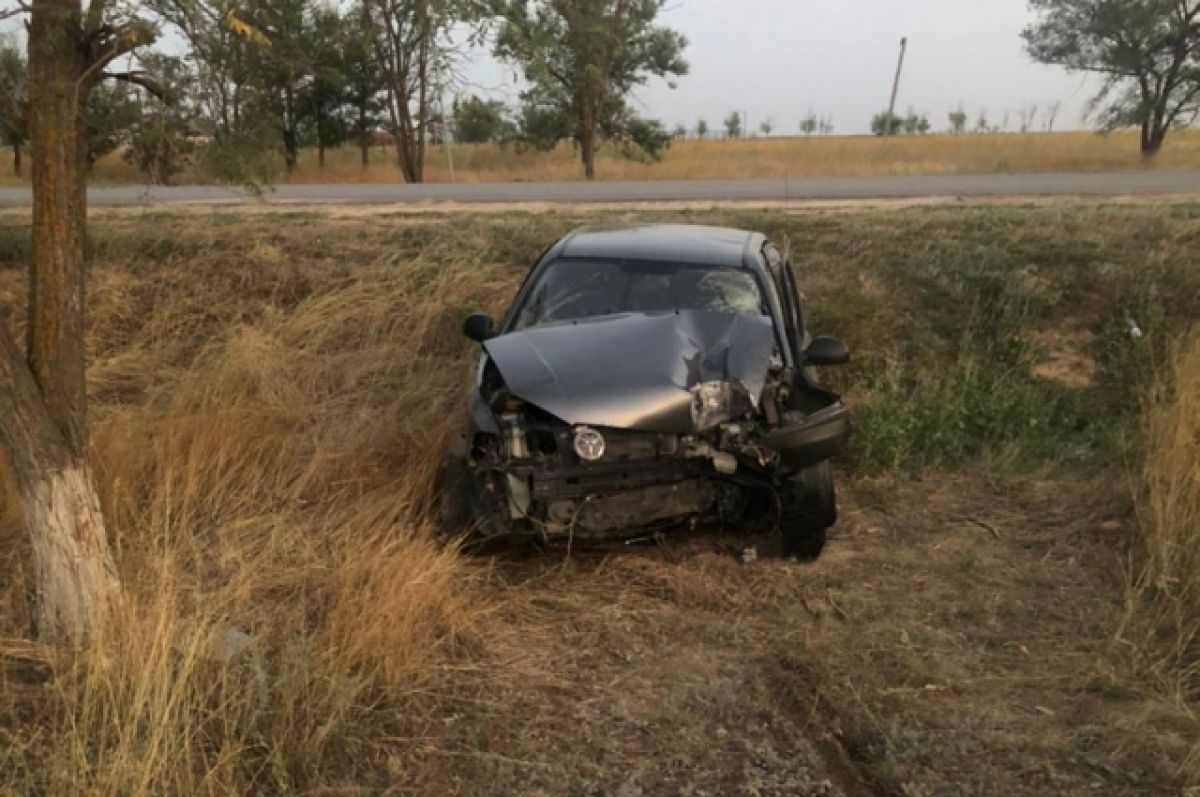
[456,0,1099,135]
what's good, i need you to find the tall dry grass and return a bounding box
[1132,331,1200,675]
[4,129,1200,187]
[0,226,521,794]
[1128,329,1200,783]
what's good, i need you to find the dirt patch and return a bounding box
[372,473,1189,796]
[1031,327,1098,389]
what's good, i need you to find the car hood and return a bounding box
[483,310,778,433]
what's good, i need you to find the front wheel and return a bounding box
[779,460,837,561]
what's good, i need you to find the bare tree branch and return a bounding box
[102,69,171,102]
[79,18,157,89]
[0,2,30,22]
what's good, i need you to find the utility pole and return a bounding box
[885,36,908,136]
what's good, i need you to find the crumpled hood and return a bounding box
[483,310,778,433]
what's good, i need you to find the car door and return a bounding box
[762,243,805,365]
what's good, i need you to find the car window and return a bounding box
[513,258,767,329]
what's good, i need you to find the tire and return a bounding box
[434,454,478,537]
[779,460,837,561]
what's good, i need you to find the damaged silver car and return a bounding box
[437,224,851,559]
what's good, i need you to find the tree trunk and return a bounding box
[0,321,119,644]
[283,88,298,171]
[318,141,326,169]
[283,129,298,171]
[394,127,412,182]
[359,103,370,167]
[1141,119,1166,157]
[414,13,428,185]
[579,121,596,181]
[581,136,596,180]
[28,0,90,458]
[2,0,123,644]
[394,111,419,183]
[11,141,20,177]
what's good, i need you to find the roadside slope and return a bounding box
[0,203,1196,794]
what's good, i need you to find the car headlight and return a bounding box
[691,381,738,431]
[573,426,606,462]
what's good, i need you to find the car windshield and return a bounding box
[513,258,767,330]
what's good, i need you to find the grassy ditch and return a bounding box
[0,202,1197,794]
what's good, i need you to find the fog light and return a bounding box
[573,426,606,462]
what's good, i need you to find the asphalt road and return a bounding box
[1,170,1198,206]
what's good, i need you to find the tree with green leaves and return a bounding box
[799,110,817,136]
[246,0,312,170]
[621,115,670,161]
[758,118,772,137]
[902,109,931,135]
[0,38,27,176]
[85,84,142,168]
[948,107,968,134]
[453,94,514,143]
[149,0,282,191]
[125,55,196,184]
[695,117,707,139]
[342,1,386,166]
[492,0,688,179]
[304,4,349,169]
[515,95,568,147]
[368,0,463,183]
[1024,0,1200,156]
[722,110,741,138]
[871,109,929,136]
[150,0,262,140]
[870,110,901,136]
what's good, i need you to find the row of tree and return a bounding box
[3,0,1198,184]
[0,0,689,184]
[454,103,840,144]
[868,103,1065,136]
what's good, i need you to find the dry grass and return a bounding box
[0,204,1198,794]
[1128,330,1200,781]
[3,129,1200,188]
[0,219,520,793]
[1137,330,1200,638]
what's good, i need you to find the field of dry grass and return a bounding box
[0,202,1198,794]
[3,130,1200,187]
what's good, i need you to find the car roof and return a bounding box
[553,224,766,268]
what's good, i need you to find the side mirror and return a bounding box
[805,336,850,366]
[463,313,496,343]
